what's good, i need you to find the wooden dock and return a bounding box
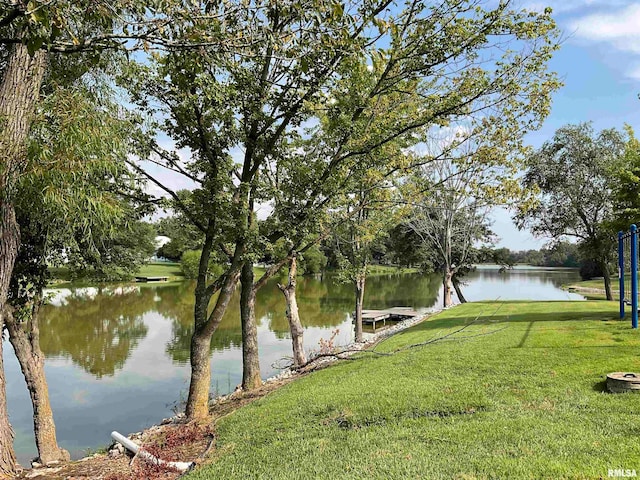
[356,307,420,331]
[135,276,169,282]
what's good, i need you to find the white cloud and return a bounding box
[570,3,640,78]
[571,4,640,51]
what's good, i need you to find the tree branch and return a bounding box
[125,159,206,233]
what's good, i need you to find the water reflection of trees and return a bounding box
[468,268,580,288]
[38,273,443,371]
[318,272,441,310]
[39,287,151,378]
[161,273,444,359]
[160,278,341,361]
[263,273,442,338]
[156,282,245,364]
[266,277,344,338]
[362,273,441,309]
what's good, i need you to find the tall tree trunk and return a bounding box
[0,326,15,478]
[601,259,613,301]
[240,262,261,390]
[186,266,241,420]
[0,205,18,478]
[354,276,366,343]
[443,268,453,307]
[5,304,69,465]
[0,44,48,477]
[277,256,306,367]
[452,276,467,303]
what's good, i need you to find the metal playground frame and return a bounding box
[619,224,638,328]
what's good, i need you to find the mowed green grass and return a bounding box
[136,261,184,280]
[188,301,640,480]
[366,264,419,275]
[48,262,184,285]
[570,278,616,290]
[564,277,618,292]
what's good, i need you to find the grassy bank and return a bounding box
[137,262,184,280]
[367,265,418,276]
[48,261,184,286]
[563,277,619,301]
[189,300,640,479]
[564,277,617,291]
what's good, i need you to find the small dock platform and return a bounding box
[135,276,169,282]
[357,307,420,331]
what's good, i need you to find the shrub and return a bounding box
[180,250,224,279]
[300,245,328,275]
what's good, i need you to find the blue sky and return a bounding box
[493,0,640,250]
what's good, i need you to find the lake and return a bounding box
[4,266,585,464]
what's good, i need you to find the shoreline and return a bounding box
[16,306,443,480]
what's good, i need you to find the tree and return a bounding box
[333,172,404,341]
[122,0,560,419]
[516,123,626,300]
[0,35,47,478]
[610,125,640,231]
[0,2,184,473]
[65,216,156,281]
[406,155,496,307]
[480,247,515,267]
[277,254,306,367]
[381,224,426,267]
[261,234,326,368]
[543,242,580,267]
[297,245,327,275]
[6,73,139,465]
[520,249,545,266]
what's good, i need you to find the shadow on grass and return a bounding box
[406,302,621,333]
[592,380,608,393]
[517,320,535,348]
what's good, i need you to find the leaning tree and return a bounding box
[0,0,195,473]
[9,70,150,465]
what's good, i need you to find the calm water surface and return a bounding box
[4,266,584,463]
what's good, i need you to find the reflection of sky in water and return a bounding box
[462,268,585,302]
[4,267,584,464]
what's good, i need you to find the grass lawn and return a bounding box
[136,261,184,280]
[563,278,620,301]
[367,264,419,276]
[563,277,618,292]
[564,277,617,291]
[188,300,640,479]
[48,261,184,286]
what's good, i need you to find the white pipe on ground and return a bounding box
[110,431,195,473]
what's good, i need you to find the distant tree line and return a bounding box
[485,243,580,269]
